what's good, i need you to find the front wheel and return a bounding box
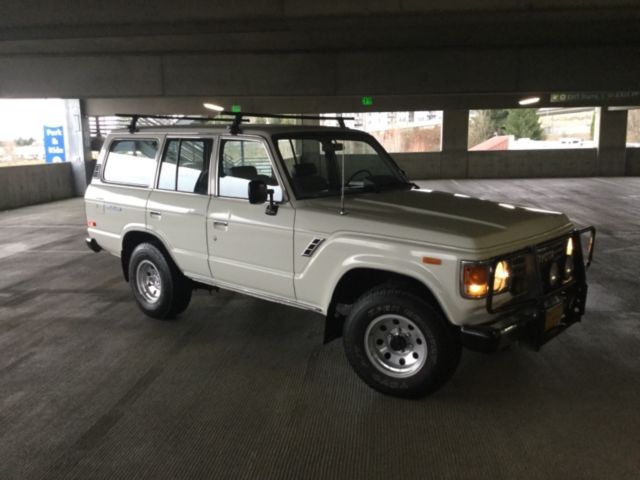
[128,243,192,319]
[343,287,461,398]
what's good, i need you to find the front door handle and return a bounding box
[149,211,162,219]
[213,220,229,228]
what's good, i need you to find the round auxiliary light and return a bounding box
[549,262,560,287]
[564,257,574,279]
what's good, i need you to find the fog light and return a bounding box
[549,262,560,287]
[564,257,574,280]
[566,237,574,256]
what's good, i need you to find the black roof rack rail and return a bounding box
[116,112,354,135]
[115,113,234,134]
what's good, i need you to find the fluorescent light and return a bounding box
[203,103,224,112]
[518,96,540,106]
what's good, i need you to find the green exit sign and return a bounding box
[362,96,374,106]
[231,104,242,113]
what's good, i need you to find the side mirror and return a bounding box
[248,179,279,216]
[248,180,268,204]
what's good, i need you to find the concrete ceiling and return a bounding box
[1,1,639,113]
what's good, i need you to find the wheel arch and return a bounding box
[323,267,451,343]
[120,230,178,282]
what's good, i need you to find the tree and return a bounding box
[15,137,35,146]
[468,110,493,148]
[504,108,544,140]
[468,109,509,148]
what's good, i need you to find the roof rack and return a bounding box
[115,112,354,135]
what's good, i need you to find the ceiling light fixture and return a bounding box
[203,102,224,112]
[518,96,540,106]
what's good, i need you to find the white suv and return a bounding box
[85,113,595,397]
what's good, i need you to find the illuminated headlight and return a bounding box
[493,260,511,293]
[461,260,510,299]
[564,237,574,281]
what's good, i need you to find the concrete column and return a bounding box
[596,107,628,176]
[63,99,91,195]
[440,109,469,178]
[79,101,96,187]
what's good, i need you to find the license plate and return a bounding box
[545,302,565,331]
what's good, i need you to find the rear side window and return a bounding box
[157,138,213,194]
[103,139,159,186]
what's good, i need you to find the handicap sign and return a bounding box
[44,126,66,163]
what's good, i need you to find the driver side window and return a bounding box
[218,139,283,201]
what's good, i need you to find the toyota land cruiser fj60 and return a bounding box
[84,113,595,397]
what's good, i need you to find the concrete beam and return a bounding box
[0,56,163,97]
[1,1,637,29]
[2,47,640,100]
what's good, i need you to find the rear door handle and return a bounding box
[149,211,162,219]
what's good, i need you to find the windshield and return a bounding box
[274,133,410,199]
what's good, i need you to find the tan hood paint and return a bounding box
[303,189,572,251]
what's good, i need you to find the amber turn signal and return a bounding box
[462,263,489,298]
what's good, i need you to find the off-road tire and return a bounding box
[128,242,192,320]
[343,287,461,398]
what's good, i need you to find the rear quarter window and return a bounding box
[103,139,159,187]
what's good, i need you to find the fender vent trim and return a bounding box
[302,238,325,257]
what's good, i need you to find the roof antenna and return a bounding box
[339,147,348,215]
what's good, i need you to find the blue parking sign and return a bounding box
[44,126,66,163]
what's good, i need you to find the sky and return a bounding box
[0,99,68,142]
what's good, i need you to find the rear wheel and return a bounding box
[343,287,461,398]
[128,243,192,319]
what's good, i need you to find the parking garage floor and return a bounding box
[1,178,639,480]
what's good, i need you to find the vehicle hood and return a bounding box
[301,189,573,252]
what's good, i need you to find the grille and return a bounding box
[536,238,568,293]
[507,254,528,296]
[490,235,577,313]
[504,237,570,297]
[537,239,565,266]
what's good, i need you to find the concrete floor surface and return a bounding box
[0,178,639,479]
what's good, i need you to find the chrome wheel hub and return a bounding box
[136,260,162,304]
[364,314,428,378]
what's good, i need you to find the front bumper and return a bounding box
[460,283,587,352]
[460,226,594,353]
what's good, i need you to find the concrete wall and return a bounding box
[0,150,636,212]
[393,149,600,180]
[0,163,75,211]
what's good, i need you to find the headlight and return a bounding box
[461,260,510,299]
[493,260,510,293]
